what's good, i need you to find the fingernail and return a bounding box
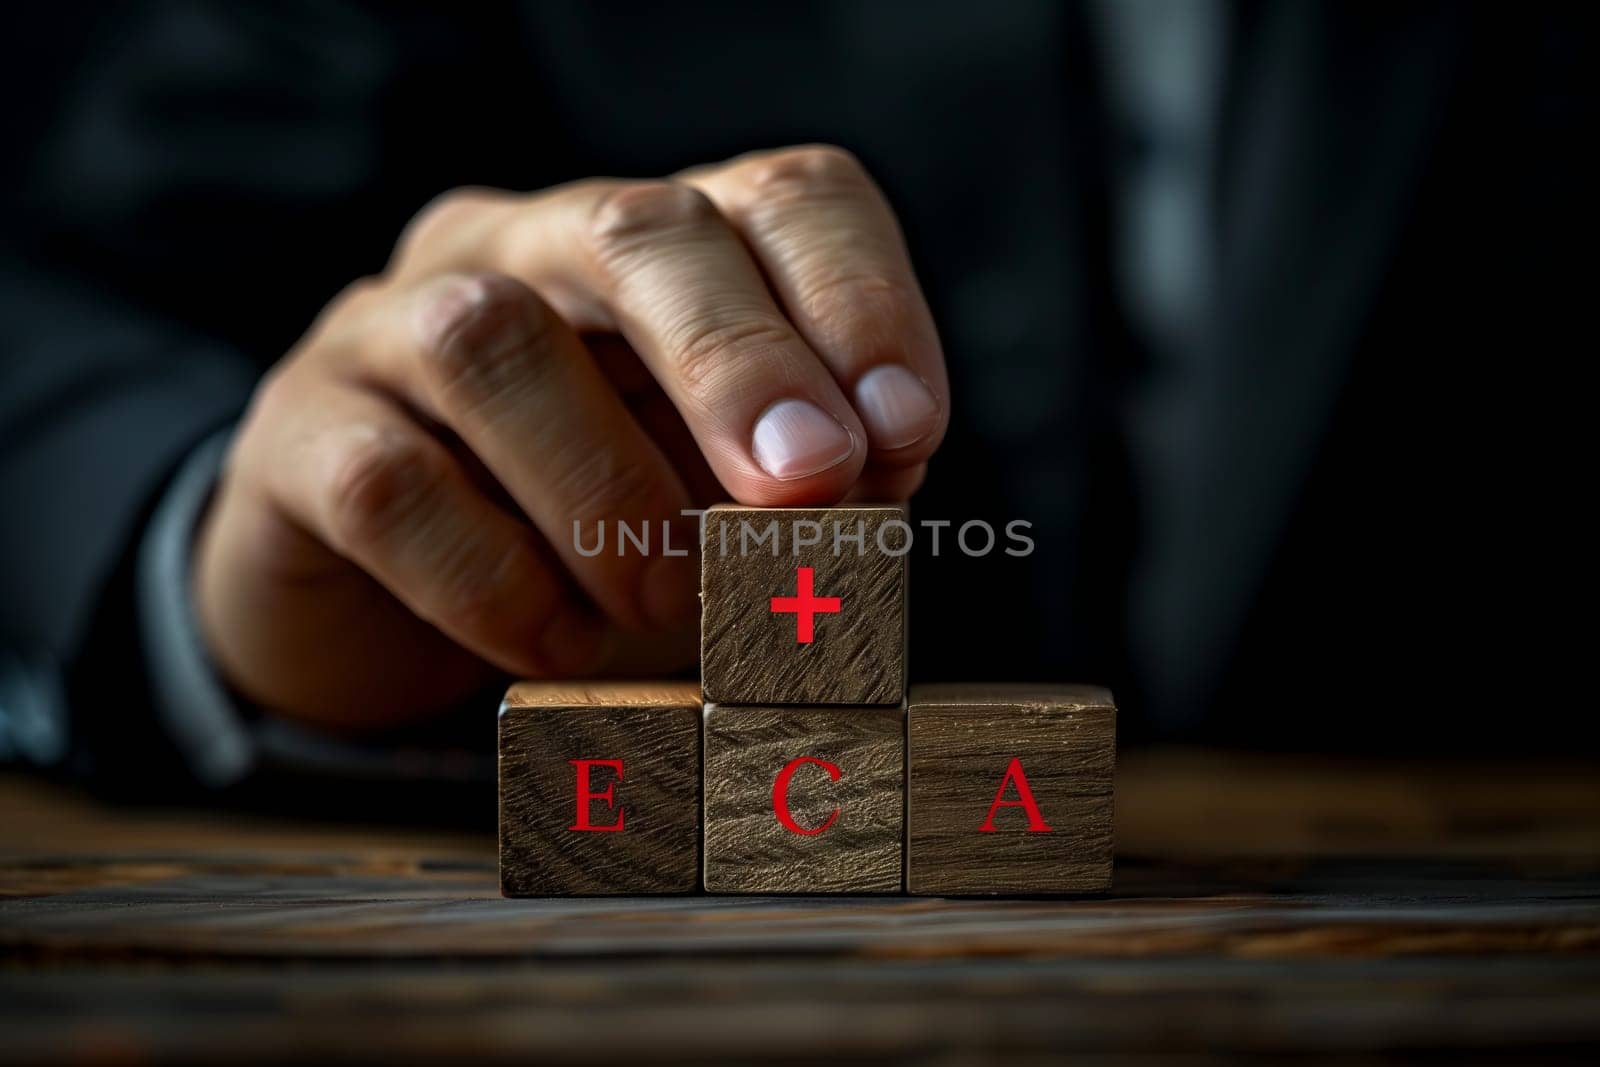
[751,399,856,480]
[853,365,941,450]
[538,611,607,675]
[641,550,700,629]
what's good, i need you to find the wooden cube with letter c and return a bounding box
[906,684,1115,895]
[700,504,908,706]
[702,704,905,893]
[498,681,701,896]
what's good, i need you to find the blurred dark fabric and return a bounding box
[0,1,1590,796]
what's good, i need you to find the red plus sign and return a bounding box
[769,566,841,644]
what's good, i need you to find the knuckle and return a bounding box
[673,314,797,401]
[299,275,389,351]
[797,267,930,366]
[586,180,719,263]
[803,266,919,311]
[243,360,298,430]
[419,274,557,415]
[395,185,503,264]
[745,144,869,201]
[323,429,444,552]
[331,275,386,317]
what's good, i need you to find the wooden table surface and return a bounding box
[3,749,1598,1064]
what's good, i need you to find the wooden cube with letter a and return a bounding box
[703,704,904,893]
[498,681,700,896]
[907,684,1115,895]
[701,504,907,705]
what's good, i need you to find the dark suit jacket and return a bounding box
[0,2,1587,792]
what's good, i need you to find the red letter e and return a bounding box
[569,758,625,832]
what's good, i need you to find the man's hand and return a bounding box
[192,146,948,730]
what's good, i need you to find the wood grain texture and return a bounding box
[701,505,906,705]
[907,683,1115,895]
[703,705,904,893]
[498,680,700,896]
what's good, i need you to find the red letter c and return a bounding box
[771,756,841,835]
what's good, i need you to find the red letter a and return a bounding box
[978,757,1053,833]
[569,758,625,832]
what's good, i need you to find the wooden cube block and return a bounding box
[701,504,907,705]
[703,704,904,893]
[498,681,700,896]
[906,684,1115,895]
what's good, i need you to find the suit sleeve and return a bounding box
[0,1,524,794]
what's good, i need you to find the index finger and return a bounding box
[681,146,949,466]
[410,180,872,507]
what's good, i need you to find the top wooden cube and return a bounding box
[701,504,907,705]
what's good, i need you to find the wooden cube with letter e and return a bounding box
[700,504,907,705]
[498,681,701,896]
[906,683,1115,895]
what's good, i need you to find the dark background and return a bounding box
[0,2,1591,806]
